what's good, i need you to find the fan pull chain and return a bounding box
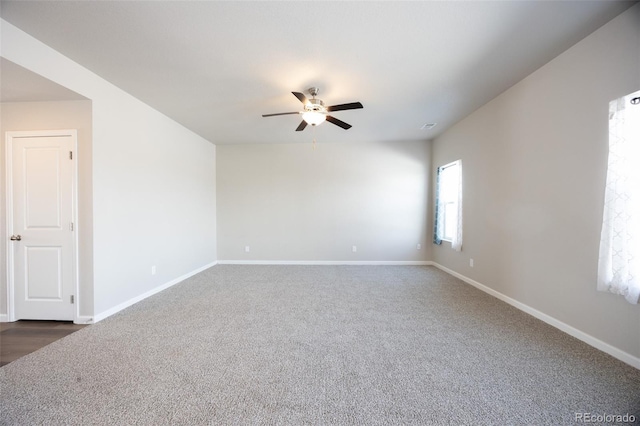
[312,126,317,150]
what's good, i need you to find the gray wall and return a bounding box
[431,5,640,358]
[2,20,218,320]
[1,100,94,318]
[217,140,431,262]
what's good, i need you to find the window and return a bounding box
[434,160,462,251]
[597,90,640,304]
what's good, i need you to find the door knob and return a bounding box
[10,235,22,241]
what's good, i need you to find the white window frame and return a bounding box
[434,160,463,251]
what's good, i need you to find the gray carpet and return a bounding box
[1,265,639,425]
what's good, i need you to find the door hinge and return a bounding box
[70,295,75,304]
[70,222,74,231]
[69,151,73,160]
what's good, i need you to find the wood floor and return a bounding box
[0,321,87,367]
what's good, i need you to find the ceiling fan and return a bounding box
[262,87,363,131]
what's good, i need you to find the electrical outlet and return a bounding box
[245,246,250,253]
[151,265,157,275]
[417,243,421,250]
[352,245,357,253]
[470,258,474,267]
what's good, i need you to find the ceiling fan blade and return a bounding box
[326,115,352,130]
[262,112,301,117]
[295,120,308,131]
[292,92,309,105]
[326,102,363,112]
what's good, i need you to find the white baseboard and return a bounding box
[217,260,432,266]
[0,314,9,322]
[430,262,640,370]
[93,261,217,323]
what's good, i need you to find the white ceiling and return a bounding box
[0,1,634,145]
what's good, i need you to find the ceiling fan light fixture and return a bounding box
[302,110,326,126]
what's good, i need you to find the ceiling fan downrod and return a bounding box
[308,87,320,99]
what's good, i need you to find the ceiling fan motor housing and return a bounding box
[305,98,326,113]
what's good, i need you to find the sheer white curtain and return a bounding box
[451,160,463,252]
[597,90,640,304]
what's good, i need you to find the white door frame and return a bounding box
[5,129,79,322]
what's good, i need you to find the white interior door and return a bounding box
[7,131,77,321]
